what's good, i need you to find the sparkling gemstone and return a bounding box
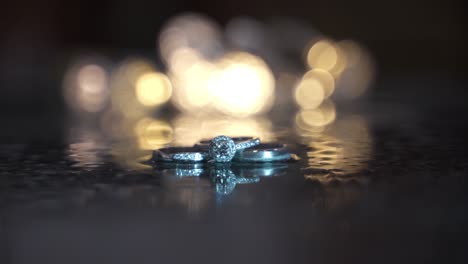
[212,168,237,195]
[209,136,236,162]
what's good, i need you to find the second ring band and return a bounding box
[233,143,292,162]
[152,147,209,163]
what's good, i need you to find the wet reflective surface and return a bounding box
[1,91,468,264]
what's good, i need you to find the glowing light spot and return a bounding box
[158,13,223,63]
[294,77,325,110]
[134,118,173,150]
[63,61,110,113]
[135,72,172,107]
[170,60,217,112]
[168,48,203,75]
[295,100,336,129]
[209,52,275,116]
[306,40,348,77]
[172,114,273,146]
[302,69,335,98]
[334,40,375,99]
[110,58,156,118]
[307,40,338,71]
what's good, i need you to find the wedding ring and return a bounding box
[151,147,209,163]
[210,166,260,195]
[150,136,294,165]
[208,135,261,163]
[233,143,292,162]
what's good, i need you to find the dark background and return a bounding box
[0,0,466,112]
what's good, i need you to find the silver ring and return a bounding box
[152,147,209,163]
[233,143,292,162]
[210,167,260,195]
[208,135,261,163]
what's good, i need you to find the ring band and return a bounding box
[152,147,209,163]
[211,167,260,195]
[232,163,288,177]
[235,138,261,150]
[233,143,292,162]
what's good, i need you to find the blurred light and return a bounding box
[306,40,338,71]
[134,118,173,150]
[295,100,336,130]
[306,40,347,77]
[209,52,275,116]
[63,61,110,113]
[159,13,223,63]
[294,75,325,110]
[303,69,335,98]
[334,40,375,99]
[172,114,273,146]
[99,109,125,138]
[135,72,172,106]
[170,59,216,113]
[338,40,363,68]
[110,58,157,118]
[300,115,373,175]
[167,47,203,75]
[110,140,152,170]
[67,129,107,169]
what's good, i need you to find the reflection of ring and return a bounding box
[232,163,288,177]
[152,147,209,163]
[211,167,260,195]
[233,143,292,162]
[208,135,261,163]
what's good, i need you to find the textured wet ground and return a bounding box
[1,90,468,263]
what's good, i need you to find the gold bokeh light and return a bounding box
[306,39,347,77]
[295,100,336,130]
[306,40,338,71]
[110,58,160,118]
[170,59,216,113]
[135,72,172,107]
[63,62,110,113]
[134,117,173,150]
[303,69,335,98]
[294,76,325,110]
[172,114,273,146]
[159,13,223,64]
[209,52,275,116]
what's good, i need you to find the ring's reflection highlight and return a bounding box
[156,163,286,211]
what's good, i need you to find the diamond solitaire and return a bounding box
[209,135,261,162]
[209,136,237,162]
